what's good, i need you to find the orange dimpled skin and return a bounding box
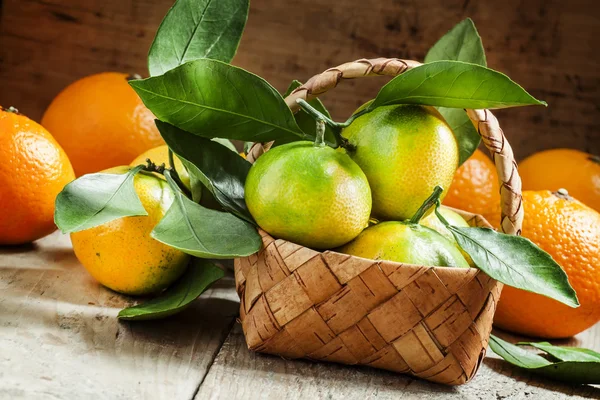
[0,107,75,245]
[443,149,500,215]
[494,190,600,338]
[519,148,600,211]
[70,167,189,295]
[42,72,164,177]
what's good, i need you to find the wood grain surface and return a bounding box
[1,232,599,399]
[0,232,239,400]
[0,0,599,159]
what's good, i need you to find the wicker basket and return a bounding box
[234,58,524,385]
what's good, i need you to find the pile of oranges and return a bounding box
[1,71,599,339]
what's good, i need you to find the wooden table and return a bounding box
[1,232,598,399]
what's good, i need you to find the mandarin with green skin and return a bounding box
[71,166,190,295]
[244,141,371,249]
[342,104,459,220]
[337,221,469,267]
[421,206,474,266]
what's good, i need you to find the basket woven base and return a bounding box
[234,211,502,385]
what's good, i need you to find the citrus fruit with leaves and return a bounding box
[42,72,164,177]
[342,104,459,220]
[492,190,600,338]
[0,107,75,245]
[338,188,469,267]
[421,206,474,266]
[131,145,191,189]
[70,166,190,295]
[245,141,371,249]
[519,149,600,211]
[443,149,500,215]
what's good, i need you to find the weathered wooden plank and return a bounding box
[196,323,600,399]
[0,0,599,158]
[0,232,239,400]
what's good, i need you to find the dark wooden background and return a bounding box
[0,0,598,159]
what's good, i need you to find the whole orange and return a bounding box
[493,190,600,338]
[443,149,500,215]
[0,107,75,245]
[41,72,164,177]
[519,148,600,211]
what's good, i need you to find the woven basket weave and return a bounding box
[235,58,524,385]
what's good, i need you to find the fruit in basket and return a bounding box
[42,72,164,177]
[518,148,599,211]
[492,190,600,338]
[421,206,469,243]
[0,107,75,245]
[245,141,371,249]
[342,104,459,220]
[338,221,469,267]
[70,166,189,295]
[131,145,191,189]
[338,186,469,267]
[443,149,501,215]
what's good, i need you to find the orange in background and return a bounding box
[443,149,500,216]
[519,148,600,211]
[42,72,164,177]
[0,107,75,245]
[493,190,600,338]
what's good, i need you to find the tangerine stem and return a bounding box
[315,119,326,147]
[409,186,444,224]
[295,99,346,147]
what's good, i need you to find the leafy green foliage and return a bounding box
[130,59,306,143]
[157,121,253,222]
[425,18,486,66]
[490,335,600,384]
[118,258,225,320]
[278,80,339,147]
[151,171,261,259]
[425,18,486,164]
[148,0,249,76]
[54,165,147,233]
[519,341,600,363]
[369,60,546,110]
[441,223,579,307]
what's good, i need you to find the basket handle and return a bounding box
[247,58,523,236]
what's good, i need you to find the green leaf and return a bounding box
[130,59,306,143]
[212,138,237,152]
[425,18,486,164]
[54,165,147,233]
[151,171,261,259]
[442,223,579,307]
[518,341,600,363]
[118,258,225,320]
[490,335,600,384]
[157,121,253,223]
[368,60,546,110]
[148,0,249,76]
[278,80,339,147]
[424,18,486,66]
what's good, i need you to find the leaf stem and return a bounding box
[409,186,444,224]
[296,99,347,147]
[314,119,326,147]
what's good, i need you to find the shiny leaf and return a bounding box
[118,258,225,320]
[54,165,147,233]
[148,0,249,76]
[130,59,306,142]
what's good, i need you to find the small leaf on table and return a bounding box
[148,0,249,76]
[130,59,306,143]
[152,171,261,259]
[369,60,547,110]
[445,225,579,307]
[54,165,147,233]
[118,258,225,320]
[424,18,486,164]
[278,80,339,147]
[518,341,600,363]
[157,121,253,223]
[490,334,600,384]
